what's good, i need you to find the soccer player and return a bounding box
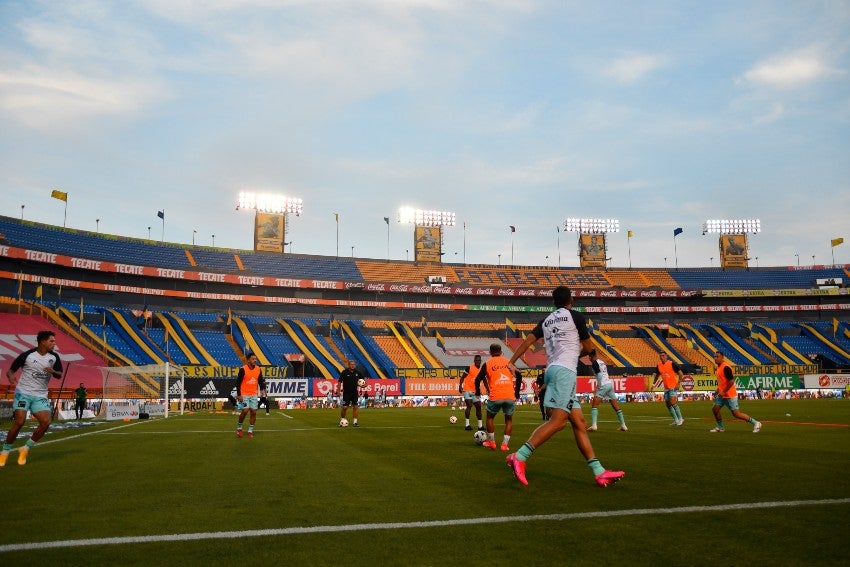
[338,359,364,427]
[505,286,625,487]
[74,382,87,420]
[458,354,484,431]
[651,351,685,426]
[532,369,547,420]
[583,349,627,431]
[1,330,63,466]
[475,344,522,451]
[711,351,762,433]
[236,353,263,438]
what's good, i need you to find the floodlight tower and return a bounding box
[237,191,303,253]
[702,218,761,269]
[563,218,620,268]
[398,207,456,264]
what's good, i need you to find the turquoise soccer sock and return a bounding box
[668,406,677,419]
[237,423,243,431]
[590,407,599,427]
[587,458,605,476]
[2,443,10,452]
[248,424,254,433]
[673,405,683,421]
[516,442,535,462]
[715,419,724,429]
[616,409,625,426]
[25,439,35,448]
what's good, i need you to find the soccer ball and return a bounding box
[357,378,366,387]
[339,418,349,427]
[473,430,487,445]
[449,415,457,424]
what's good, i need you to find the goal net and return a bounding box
[100,362,186,418]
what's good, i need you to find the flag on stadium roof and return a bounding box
[673,227,683,236]
[831,237,844,247]
[50,189,68,202]
[509,225,516,233]
[157,210,165,219]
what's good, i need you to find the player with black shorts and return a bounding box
[338,359,364,427]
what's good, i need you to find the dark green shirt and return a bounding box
[75,387,87,402]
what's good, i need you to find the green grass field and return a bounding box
[1,398,848,566]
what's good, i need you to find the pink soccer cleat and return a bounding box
[506,453,528,486]
[595,470,625,487]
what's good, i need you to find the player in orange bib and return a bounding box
[475,344,522,451]
[710,351,761,433]
[651,351,685,426]
[236,353,264,438]
[458,355,484,431]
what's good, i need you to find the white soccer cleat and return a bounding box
[709,427,725,433]
[618,424,628,431]
[586,424,597,431]
[676,419,684,426]
[753,421,762,433]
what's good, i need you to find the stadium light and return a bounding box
[398,207,456,227]
[702,218,761,235]
[563,218,620,233]
[237,191,303,215]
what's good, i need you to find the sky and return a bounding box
[1,1,848,270]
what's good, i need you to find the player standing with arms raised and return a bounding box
[505,286,624,487]
[1,331,63,466]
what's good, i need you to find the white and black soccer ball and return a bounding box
[357,378,366,387]
[449,415,458,424]
[339,418,349,427]
[473,430,487,445]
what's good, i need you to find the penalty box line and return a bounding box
[1,498,848,553]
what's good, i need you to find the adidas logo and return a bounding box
[168,381,186,395]
[200,381,219,396]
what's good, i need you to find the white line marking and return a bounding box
[1,498,846,553]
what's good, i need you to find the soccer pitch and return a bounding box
[1,399,848,566]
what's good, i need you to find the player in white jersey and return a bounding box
[505,286,625,487]
[582,349,627,431]
[1,331,63,466]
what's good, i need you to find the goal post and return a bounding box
[99,362,186,418]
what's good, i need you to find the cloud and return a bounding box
[603,53,669,84]
[742,51,842,88]
[0,66,165,131]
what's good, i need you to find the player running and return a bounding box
[505,286,625,487]
[583,349,627,432]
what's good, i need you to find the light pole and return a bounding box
[96,219,100,233]
[545,255,549,266]
[212,234,215,246]
[664,257,668,269]
[236,191,304,254]
[710,256,714,267]
[795,253,799,267]
[463,221,467,264]
[21,205,24,219]
[755,256,759,267]
[406,249,409,261]
[498,253,502,266]
[147,226,151,239]
[398,206,456,264]
[703,219,761,269]
[351,245,355,258]
[192,229,196,245]
[812,254,815,265]
[563,218,620,269]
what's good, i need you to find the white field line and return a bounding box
[1,498,847,553]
